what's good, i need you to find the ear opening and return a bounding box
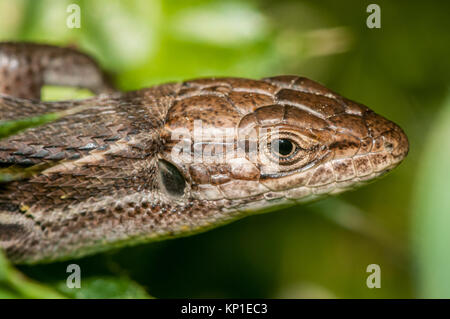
[157,159,186,198]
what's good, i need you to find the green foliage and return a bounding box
[0,249,152,298]
[0,250,64,298]
[41,86,94,101]
[56,277,152,299]
[0,112,61,140]
[412,91,450,298]
[0,0,448,298]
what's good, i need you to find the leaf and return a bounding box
[0,112,61,140]
[0,101,90,141]
[0,249,151,299]
[41,86,95,101]
[0,250,65,299]
[56,276,152,299]
[412,90,450,298]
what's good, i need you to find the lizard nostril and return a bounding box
[381,126,409,160]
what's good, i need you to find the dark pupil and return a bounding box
[274,139,294,156]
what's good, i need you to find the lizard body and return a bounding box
[0,43,409,264]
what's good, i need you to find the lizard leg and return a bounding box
[0,42,115,100]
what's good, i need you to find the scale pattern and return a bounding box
[0,44,409,263]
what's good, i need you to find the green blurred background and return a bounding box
[0,0,450,298]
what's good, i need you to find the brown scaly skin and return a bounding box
[0,43,409,264]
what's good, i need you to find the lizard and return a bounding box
[0,42,409,264]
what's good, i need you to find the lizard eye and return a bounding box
[271,138,296,157]
[268,137,303,165]
[262,130,318,169]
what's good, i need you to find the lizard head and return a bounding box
[160,76,409,213]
